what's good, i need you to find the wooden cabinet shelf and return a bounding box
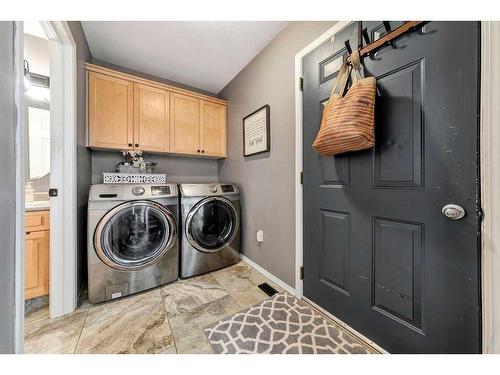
[87,64,227,158]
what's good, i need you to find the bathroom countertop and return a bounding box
[25,201,50,212]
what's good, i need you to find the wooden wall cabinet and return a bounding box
[87,64,227,158]
[25,211,50,300]
[201,101,227,157]
[134,84,170,153]
[170,93,200,155]
[88,72,134,150]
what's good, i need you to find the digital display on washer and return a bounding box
[151,186,170,196]
[221,185,234,193]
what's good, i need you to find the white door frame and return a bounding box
[294,21,498,353]
[14,20,78,352]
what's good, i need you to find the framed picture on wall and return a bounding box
[243,104,270,157]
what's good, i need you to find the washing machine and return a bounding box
[87,184,179,304]
[179,183,241,278]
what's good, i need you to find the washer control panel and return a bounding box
[221,184,234,193]
[151,186,171,196]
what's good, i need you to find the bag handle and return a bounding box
[350,50,363,84]
[327,58,351,102]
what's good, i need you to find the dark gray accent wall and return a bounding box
[91,151,218,184]
[67,21,93,298]
[218,22,336,287]
[0,21,16,353]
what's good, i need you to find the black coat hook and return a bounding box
[382,21,398,49]
[361,28,371,46]
[344,40,352,54]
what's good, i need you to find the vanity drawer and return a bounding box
[25,210,50,232]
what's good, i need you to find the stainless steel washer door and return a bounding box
[94,200,177,271]
[186,197,239,253]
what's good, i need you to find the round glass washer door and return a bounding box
[186,196,239,253]
[94,200,177,271]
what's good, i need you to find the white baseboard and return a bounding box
[240,255,296,295]
[303,297,388,354]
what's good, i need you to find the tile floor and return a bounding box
[24,261,281,354]
[24,261,375,354]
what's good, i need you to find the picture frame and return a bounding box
[242,104,270,157]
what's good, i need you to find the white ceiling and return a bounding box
[81,21,288,93]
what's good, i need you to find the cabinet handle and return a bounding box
[135,144,139,148]
[128,143,132,147]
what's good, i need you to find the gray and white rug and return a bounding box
[204,292,373,354]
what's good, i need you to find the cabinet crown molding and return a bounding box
[85,63,227,106]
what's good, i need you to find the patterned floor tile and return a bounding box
[169,294,241,354]
[75,297,173,354]
[24,309,87,354]
[161,273,228,317]
[25,306,49,326]
[84,289,162,327]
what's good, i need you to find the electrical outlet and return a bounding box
[256,230,264,243]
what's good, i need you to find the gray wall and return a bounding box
[67,21,93,298]
[91,151,218,184]
[218,22,336,287]
[0,21,16,353]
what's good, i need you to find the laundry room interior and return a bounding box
[3,9,500,360]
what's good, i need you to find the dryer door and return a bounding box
[186,197,239,253]
[94,200,177,271]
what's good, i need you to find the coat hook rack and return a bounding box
[346,21,426,65]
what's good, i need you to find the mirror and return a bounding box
[27,106,50,180]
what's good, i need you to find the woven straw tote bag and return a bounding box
[312,50,376,156]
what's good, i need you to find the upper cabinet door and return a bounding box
[88,72,134,149]
[134,84,170,153]
[170,93,200,154]
[200,101,227,157]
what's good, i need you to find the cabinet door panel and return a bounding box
[170,93,200,154]
[25,230,50,300]
[134,84,170,152]
[88,72,134,150]
[201,101,226,157]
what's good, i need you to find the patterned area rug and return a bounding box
[204,292,373,354]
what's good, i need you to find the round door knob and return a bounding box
[197,149,200,153]
[442,204,466,220]
[135,144,139,148]
[128,143,132,147]
[201,150,205,153]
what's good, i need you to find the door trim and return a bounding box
[480,21,500,354]
[294,21,493,353]
[14,20,78,353]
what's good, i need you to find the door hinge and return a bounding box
[299,77,304,91]
[300,266,304,280]
[300,171,303,185]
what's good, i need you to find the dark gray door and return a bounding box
[302,22,480,353]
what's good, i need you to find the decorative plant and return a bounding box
[116,150,158,173]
